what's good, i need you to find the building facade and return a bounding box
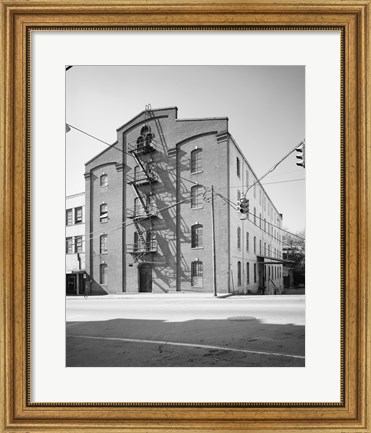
[65,192,86,295]
[84,107,284,295]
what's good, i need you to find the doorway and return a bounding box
[139,263,152,292]
[66,274,77,295]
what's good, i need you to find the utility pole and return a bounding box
[211,185,217,297]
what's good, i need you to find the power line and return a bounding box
[214,190,305,242]
[70,189,207,245]
[67,123,303,241]
[216,178,305,190]
[242,139,305,198]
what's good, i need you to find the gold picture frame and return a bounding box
[1,1,370,431]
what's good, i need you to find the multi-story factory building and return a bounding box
[84,107,284,295]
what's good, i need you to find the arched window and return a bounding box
[100,173,108,187]
[191,185,203,208]
[140,125,151,136]
[191,261,203,287]
[100,203,108,223]
[100,234,107,254]
[134,165,141,181]
[134,197,144,217]
[237,227,241,249]
[133,232,139,251]
[100,264,107,285]
[237,261,241,286]
[190,149,202,173]
[191,224,203,248]
[136,135,144,149]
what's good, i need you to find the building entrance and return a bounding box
[66,274,77,295]
[257,258,265,294]
[139,263,152,292]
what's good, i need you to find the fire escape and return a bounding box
[126,118,159,261]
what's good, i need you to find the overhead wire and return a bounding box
[66,123,304,242]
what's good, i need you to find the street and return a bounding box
[66,294,305,367]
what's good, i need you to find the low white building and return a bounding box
[66,192,86,295]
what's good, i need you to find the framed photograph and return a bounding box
[1,1,370,432]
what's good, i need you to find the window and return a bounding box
[100,203,108,222]
[260,239,262,255]
[246,170,249,188]
[66,209,73,226]
[191,261,203,287]
[254,182,256,198]
[75,236,83,253]
[246,232,249,252]
[191,149,202,173]
[134,197,144,216]
[259,189,262,205]
[254,263,257,283]
[253,236,256,254]
[100,264,107,285]
[146,231,156,251]
[259,213,262,228]
[237,261,241,286]
[236,157,240,177]
[264,219,266,232]
[237,189,241,201]
[264,242,267,256]
[140,125,150,136]
[75,206,83,224]
[100,173,108,187]
[191,185,203,208]
[100,234,107,254]
[268,245,271,257]
[191,224,203,248]
[133,232,140,251]
[66,237,73,254]
[246,262,250,284]
[237,227,241,249]
[254,207,256,225]
[134,165,141,181]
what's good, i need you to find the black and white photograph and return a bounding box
[65,65,305,367]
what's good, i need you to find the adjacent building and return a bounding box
[65,192,86,295]
[84,107,284,295]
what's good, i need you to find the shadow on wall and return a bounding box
[87,278,109,296]
[66,317,305,367]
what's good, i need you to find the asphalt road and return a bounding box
[66,294,305,367]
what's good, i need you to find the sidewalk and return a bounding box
[66,292,305,301]
[66,292,222,300]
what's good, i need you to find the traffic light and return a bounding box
[240,197,249,214]
[296,141,305,168]
[237,197,249,214]
[236,198,242,213]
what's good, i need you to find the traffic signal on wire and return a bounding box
[296,141,305,168]
[241,198,249,214]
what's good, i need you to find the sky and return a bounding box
[66,66,305,233]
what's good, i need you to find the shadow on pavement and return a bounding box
[66,317,305,368]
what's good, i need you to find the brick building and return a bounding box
[65,192,86,295]
[84,107,284,295]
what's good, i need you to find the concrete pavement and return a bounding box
[66,294,305,367]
